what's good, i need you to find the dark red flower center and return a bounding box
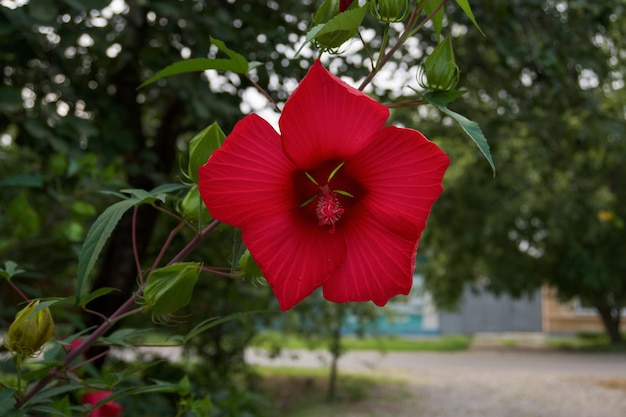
[294,159,362,234]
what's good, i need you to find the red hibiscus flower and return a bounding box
[199,60,449,311]
[83,392,123,417]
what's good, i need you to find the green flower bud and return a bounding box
[419,38,460,91]
[143,262,200,315]
[314,0,341,24]
[311,0,366,50]
[370,0,410,23]
[238,249,263,278]
[5,300,55,357]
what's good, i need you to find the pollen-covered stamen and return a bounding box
[316,185,344,234]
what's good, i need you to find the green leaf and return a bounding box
[188,122,226,184]
[179,185,211,225]
[95,382,181,406]
[76,183,187,302]
[144,262,201,315]
[424,0,445,39]
[454,0,485,36]
[149,183,188,196]
[25,382,79,406]
[0,388,16,407]
[103,359,165,386]
[0,173,44,188]
[183,310,268,343]
[75,199,137,301]
[238,249,263,278]
[190,396,213,417]
[139,37,248,89]
[424,91,496,175]
[1,260,25,280]
[78,287,119,308]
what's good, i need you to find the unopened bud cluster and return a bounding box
[5,300,55,357]
[370,0,410,22]
[420,37,460,91]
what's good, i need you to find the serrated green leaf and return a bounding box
[454,0,485,36]
[139,37,248,88]
[76,199,138,301]
[149,183,188,196]
[424,91,495,175]
[78,287,119,307]
[188,122,226,184]
[98,190,128,199]
[119,188,153,201]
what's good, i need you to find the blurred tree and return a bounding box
[0,0,317,403]
[412,0,626,343]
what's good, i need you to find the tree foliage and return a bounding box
[417,0,626,342]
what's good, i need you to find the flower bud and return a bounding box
[419,38,460,91]
[312,0,364,50]
[238,249,263,278]
[143,262,200,315]
[339,0,354,12]
[370,0,410,23]
[5,300,55,357]
[83,391,123,417]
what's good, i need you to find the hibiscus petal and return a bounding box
[322,210,417,306]
[242,210,347,311]
[279,60,389,169]
[198,114,297,227]
[345,126,449,240]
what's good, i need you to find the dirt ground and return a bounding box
[250,349,626,417]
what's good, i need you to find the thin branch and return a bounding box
[358,5,420,90]
[358,31,375,69]
[66,350,111,374]
[408,0,447,37]
[152,204,197,233]
[131,206,144,284]
[246,74,280,112]
[200,266,238,278]
[7,279,29,302]
[148,221,186,276]
[386,99,426,108]
[167,220,221,266]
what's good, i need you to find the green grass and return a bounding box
[548,333,626,352]
[250,331,471,352]
[255,366,409,417]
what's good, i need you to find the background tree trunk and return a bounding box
[597,306,623,344]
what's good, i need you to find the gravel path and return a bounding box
[246,349,626,417]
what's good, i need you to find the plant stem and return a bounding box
[358,6,420,91]
[167,219,221,266]
[246,74,280,112]
[16,220,220,408]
